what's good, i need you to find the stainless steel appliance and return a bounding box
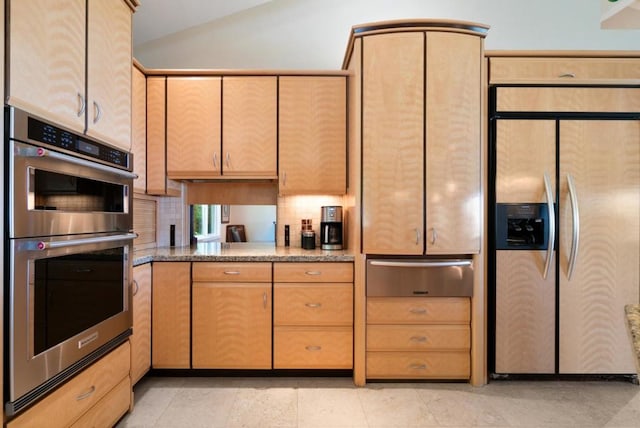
[490,104,639,377]
[367,258,473,297]
[4,107,136,415]
[320,206,343,250]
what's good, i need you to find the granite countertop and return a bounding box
[625,304,640,375]
[133,242,355,266]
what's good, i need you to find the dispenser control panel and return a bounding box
[495,203,549,250]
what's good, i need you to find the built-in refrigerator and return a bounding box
[489,87,640,377]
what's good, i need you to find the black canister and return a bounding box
[301,230,316,250]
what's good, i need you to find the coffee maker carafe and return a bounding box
[320,206,343,250]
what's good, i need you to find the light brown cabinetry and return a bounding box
[131,263,152,384]
[167,77,222,179]
[273,263,353,369]
[279,76,347,195]
[7,0,133,151]
[146,77,181,196]
[152,262,191,368]
[7,342,131,428]
[132,64,146,193]
[192,262,272,369]
[222,77,277,178]
[361,31,483,255]
[366,297,470,379]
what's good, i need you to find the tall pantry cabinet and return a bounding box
[354,23,487,255]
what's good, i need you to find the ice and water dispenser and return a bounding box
[495,203,549,250]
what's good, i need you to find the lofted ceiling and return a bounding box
[133,0,273,46]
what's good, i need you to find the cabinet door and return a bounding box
[559,120,640,374]
[222,77,277,178]
[362,33,424,254]
[86,0,132,150]
[132,66,146,193]
[7,0,85,134]
[425,32,482,254]
[152,262,191,368]
[131,263,151,384]
[192,283,271,369]
[167,77,222,178]
[279,76,347,195]
[146,77,168,195]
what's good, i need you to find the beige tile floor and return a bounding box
[116,376,640,428]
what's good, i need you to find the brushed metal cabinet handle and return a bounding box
[226,152,231,168]
[305,345,322,351]
[77,93,86,117]
[263,291,268,309]
[409,308,427,315]
[409,364,427,370]
[92,101,102,124]
[223,271,241,275]
[409,336,428,343]
[431,228,438,245]
[305,303,322,308]
[213,153,218,168]
[76,385,96,401]
[558,72,576,78]
[132,279,139,296]
[415,228,421,245]
[305,271,321,276]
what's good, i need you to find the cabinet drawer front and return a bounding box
[7,342,130,428]
[367,297,470,324]
[489,57,640,84]
[366,351,469,379]
[274,284,353,326]
[495,87,640,113]
[274,327,353,369]
[367,325,470,351]
[69,376,131,428]
[274,262,353,282]
[192,262,272,282]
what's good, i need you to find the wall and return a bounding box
[134,0,640,69]
[224,205,276,242]
[277,195,345,248]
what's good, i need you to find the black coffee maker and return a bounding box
[320,206,343,250]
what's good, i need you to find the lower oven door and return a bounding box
[7,232,135,414]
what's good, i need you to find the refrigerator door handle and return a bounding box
[543,172,556,279]
[566,174,580,280]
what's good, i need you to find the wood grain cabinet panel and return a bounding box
[7,342,130,428]
[274,327,353,369]
[367,297,471,324]
[7,0,134,151]
[167,77,222,179]
[279,76,347,195]
[192,262,272,369]
[131,65,147,193]
[273,262,353,283]
[85,0,132,150]
[361,30,483,255]
[152,262,191,368]
[274,284,353,326]
[222,77,277,178]
[69,376,131,428]
[366,351,470,379]
[131,263,152,384]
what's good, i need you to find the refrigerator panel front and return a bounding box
[558,120,640,374]
[495,251,556,373]
[496,120,556,204]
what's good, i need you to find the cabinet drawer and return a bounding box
[367,297,470,324]
[192,262,272,282]
[274,262,353,283]
[69,376,131,428]
[489,57,640,84]
[274,283,353,326]
[495,87,640,113]
[274,327,352,369]
[366,351,469,379]
[367,325,470,351]
[7,342,130,428]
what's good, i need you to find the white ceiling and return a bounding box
[133,0,273,46]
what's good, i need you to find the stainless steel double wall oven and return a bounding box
[4,107,135,415]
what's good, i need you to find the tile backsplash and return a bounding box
[156,185,188,247]
[276,195,345,248]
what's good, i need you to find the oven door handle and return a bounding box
[369,260,472,268]
[37,233,137,250]
[17,145,138,180]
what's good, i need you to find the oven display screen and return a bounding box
[77,140,100,156]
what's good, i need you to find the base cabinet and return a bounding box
[273,263,354,369]
[366,297,470,380]
[131,263,152,384]
[6,342,131,428]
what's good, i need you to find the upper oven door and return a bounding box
[9,140,134,238]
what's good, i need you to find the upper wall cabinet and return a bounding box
[279,76,347,195]
[6,0,134,151]
[346,21,488,255]
[166,76,277,180]
[131,64,146,194]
